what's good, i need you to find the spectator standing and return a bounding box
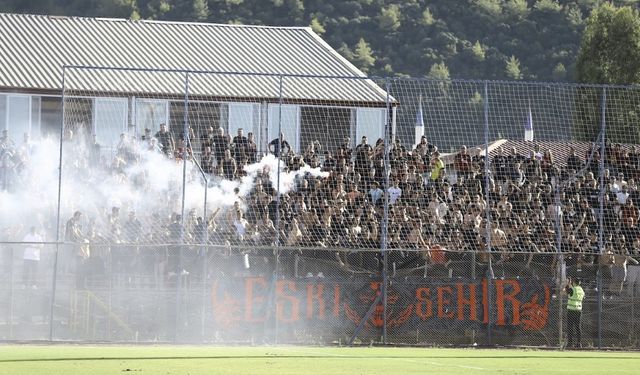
[388,180,402,205]
[430,151,445,183]
[354,136,373,176]
[626,239,640,297]
[201,146,215,174]
[247,132,258,164]
[222,149,237,180]
[22,226,43,288]
[154,123,175,157]
[212,127,230,165]
[232,128,249,164]
[454,145,472,180]
[565,277,585,348]
[269,132,291,157]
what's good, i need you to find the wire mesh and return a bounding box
[2,68,640,347]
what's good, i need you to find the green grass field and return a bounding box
[1,345,639,375]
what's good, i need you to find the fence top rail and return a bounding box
[62,64,640,90]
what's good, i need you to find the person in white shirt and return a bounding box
[369,182,384,206]
[233,210,249,241]
[22,226,44,288]
[387,180,402,205]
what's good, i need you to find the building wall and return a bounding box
[1,92,386,156]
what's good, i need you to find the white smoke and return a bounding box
[0,135,328,241]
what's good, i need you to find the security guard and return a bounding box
[566,277,585,348]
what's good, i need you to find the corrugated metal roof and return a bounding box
[0,13,389,105]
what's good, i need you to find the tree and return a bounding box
[576,3,640,84]
[352,38,375,73]
[504,0,529,20]
[427,62,450,80]
[469,40,485,61]
[192,0,209,21]
[534,0,561,12]
[427,62,451,96]
[552,62,567,81]
[420,8,435,26]
[309,17,325,35]
[378,4,401,32]
[575,3,640,143]
[505,55,523,80]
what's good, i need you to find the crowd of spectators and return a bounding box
[3,123,640,291]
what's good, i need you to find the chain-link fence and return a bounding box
[1,67,640,348]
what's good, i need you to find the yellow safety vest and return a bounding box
[567,285,585,311]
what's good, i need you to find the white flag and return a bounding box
[524,105,534,142]
[414,96,425,146]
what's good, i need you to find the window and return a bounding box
[7,95,31,142]
[31,97,41,139]
[94,98,127,148]
[228,103,255,139]
[64,97,93,139]
[135,99,168,136]
[268,104,299,153]
[40,97,63,139]
[300,106,352,155]
[356,108,385,146]
[0,94,6,131]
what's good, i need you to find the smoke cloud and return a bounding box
[0,135,328,242]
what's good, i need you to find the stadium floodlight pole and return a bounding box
[597,86,607,349]
[175,71,190,343]
[483,81,493,346]
[49,66,67,341]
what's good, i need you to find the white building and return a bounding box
[0,13,393,153]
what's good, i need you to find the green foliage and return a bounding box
[504,0,529,20]
[427,62,450,80]
[469,91,483,107]
[310,17,325,34]
[576,2,640,84]
[552,62,567,81]
[192,0,208,21]
[505,55,523,80]
[377,4,401,32]
[469,40,485,61]
[352,38,375,73]
[420,7,434,26]
[473,0,503,21]
[0,0,616,81]
[575,2,640,143]
[534,0,561,12]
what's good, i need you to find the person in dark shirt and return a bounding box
[322,151,336,172]
[212,127,230,165]
[222,149,237,180]
[355,136,373,176]
[567,147,583,174]
[154,123,174,157]
[246,132,258,164]
[232,128,249,164]
[269,132,291,157]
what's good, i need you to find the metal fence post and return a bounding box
[49,65,67,341]
[381,77,392,344]
[200,173,209,342]
[597,86,607,349]
[274,74,284,344]
[483,80,493,346]
[175,71,190,343]
[349,77,392,346]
